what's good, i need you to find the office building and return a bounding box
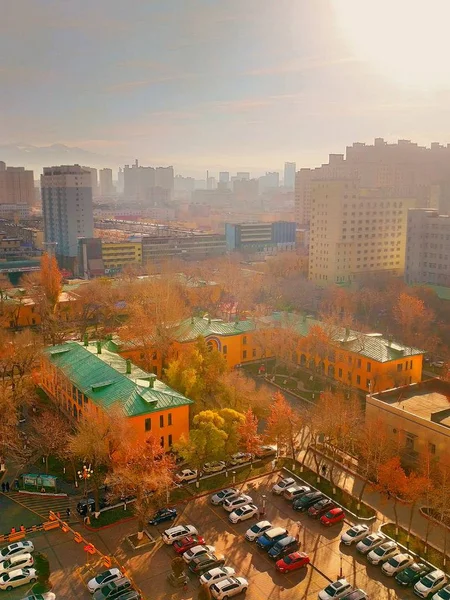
[155,166,174,197]
[41,165,94,268]
[236,172,250,180]
[405,209,450,287]
[225,221,296,251]
[99,168,115,196]
[142,233,226,265]
[219,172,230,184]
[82,166,98,196]
[308,180,415,285]
[0,162,35,207]
[117,167,124,194]
[124,161,174,203]
[284,162,296,190]
[259,172,280,193]
[233,178,259,202]
[295,138,450,225]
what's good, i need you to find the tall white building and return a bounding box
[284,162,296,189]
[41,165,94,267]
[99,168,115,196]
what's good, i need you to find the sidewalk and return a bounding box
[300,449,447,555]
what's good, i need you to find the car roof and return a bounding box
[214,577,239,589]
[254,520,271,528]
[8,569,27,577]
[328,507,343,514]
[265,527,287,536]
[276,536,295,545]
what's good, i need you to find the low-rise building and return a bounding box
[366,379,450,466]
[39,340,193,448]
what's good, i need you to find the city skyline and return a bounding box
[1,0,449,175]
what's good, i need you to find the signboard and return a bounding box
[23,473,57,490]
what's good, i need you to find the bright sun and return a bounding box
[330,0,450,90]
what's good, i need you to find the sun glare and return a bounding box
[331,0,450,90]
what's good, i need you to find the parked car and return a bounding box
[432,583,450,599]
[112,592,140,600]
[175,469,198,483]
[223,494,253,513]
[308,498,335,519]
[173,535,206,555]
[148,507,177,526]
[162,525,198,544]
[395,562,432,587]
[77,497,107,516]
[283,485,311,502]
[0,568,37,591]
[414,569,447,598]
[19,593,56,600]
[356,533,385,555]
[293,491,325,511]
[202,461,226,475]
[0,542,34,560]
[245,520,272,542]
[272,477,295,495]
[88,568,122,593]
[0,554,33,576]
[276,551,310,573]
[255,445,276,459]
[199,566,236,588]
[381,553,414,576]
[92,577,132,600]
[228,453,252,466]
[340,525,370,546]
[320,508,345,526]
[367,540,398,565]
[210,576,248,599]
[318,578,353,600]
[189,553,225,575]
[268,536,299,560]
[183,544,215,564]
[210,488,239,506]
[431,360,445,368]
[256,527,288,551]
[340,591,368,600]
[229,504,259,524]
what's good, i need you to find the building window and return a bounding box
[429,442,436,455]
[168,413,172,426]
[367,362,372,372]
[410,360,413,369]
[347,371,351,381]
[397,364,403,372]
[252,348,256,357]
[223,345,227,355]
[160,415,164,428]
[243,336,247,345]
[160,436,164,448]
[243,350,247,359]
[168,434,173,447]
[357,359,361,368]
[338,368,342,377]
[144,418,151,432]
[405,432,415,451]
[356,375,361,385]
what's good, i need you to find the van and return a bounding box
[256,527,288,550]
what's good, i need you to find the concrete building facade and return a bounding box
[284,162,296,190]
[405,209,450,287]
[99,168,115,196]
[0,162,35,207]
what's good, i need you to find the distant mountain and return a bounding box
[0,143,125,173]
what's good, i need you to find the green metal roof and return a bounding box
[175,316,256,342]
[43,341,193,417]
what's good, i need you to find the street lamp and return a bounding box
[77,464,93,498]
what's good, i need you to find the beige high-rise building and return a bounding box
[0,162,35,206]
[295,139,450,226]
[308,179,415,285]
[82,166,99,196]
[99,168,115,196]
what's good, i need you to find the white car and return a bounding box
[183,544,216,564]
[367,540,398,565]
[245,520,272,542]
[283,485,311,501]
[87,567,122,592]
[162,524,198,544]
[20,594,56,600]
[229,504,258,524]
[223,494,253,513]
[272,477,295,495]
[356,533,385,555]
[318,578,353,599]
[202,462,226,475]
[0,568,37,591]
[175,469,198,483]
[199,566,236,588]
[0,553,33,575]
[340,524,370,546]
[228,453,252,465]
[210,576,248,599]
[414,569,447,598]
[432,583,450,599]
[211,488,239,506]
[0,542,34,560]
[381,553,414,576]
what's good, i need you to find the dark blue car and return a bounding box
[149,507,177,525]
[256,527,288,551]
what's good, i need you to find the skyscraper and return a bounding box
[99,168,115,196]
[284,162,296,189]
[0,162,35,206]
[41,165,94,269]
[219,172,230,184]
[82,166,99,196]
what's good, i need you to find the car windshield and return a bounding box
[374,546,387,556]
[235,508,244,515]
[250,525,261,533]
[362,536,374,546]
[324,584,338,596]
[423,576,437,588]
[347,529,357,537]
[438,590,450,600]
[96,573,110,583]
[324,511,334,518]
[389,557,400,567]
[283,555,293,564]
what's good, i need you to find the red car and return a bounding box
[173,535,206,554]
[276,552,310,573]
[320,507,345,526]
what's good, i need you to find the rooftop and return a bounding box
[43,341,193,417]
[372,379,450,428]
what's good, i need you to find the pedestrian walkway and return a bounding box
[3,490,74,521]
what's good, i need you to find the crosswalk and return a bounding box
[6,491,73,520]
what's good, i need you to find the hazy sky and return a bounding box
[1,0,449,175]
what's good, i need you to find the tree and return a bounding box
[264,392,302,466]
[238,409,261,469]
[107,434,174,539]
[28,410,71,473]
[376,456,408,535]
[393,292,435,351]
[303,324,331,373]
[216,370,271,419]
[403,471,431,547]
[428,459,450,562]
[218,408,245,462]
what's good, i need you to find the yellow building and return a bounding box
[101,241,142,273]
[366,379,450,466]
[308,180,416,285]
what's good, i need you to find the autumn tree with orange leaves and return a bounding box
[238,408,262,468]
[264,392,304,466]
[393,292,436,351]
[377,456,408,535]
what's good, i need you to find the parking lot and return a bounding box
[0,471,423,599]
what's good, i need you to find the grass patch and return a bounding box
[29,455,74,484]
[186,460,274,495]
[279,458,376,519]
[88,506,135,528]
[381,523,449,571]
